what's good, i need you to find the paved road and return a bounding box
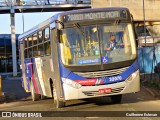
[2,77,30,100]
[0,78,160,120]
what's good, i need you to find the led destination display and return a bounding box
[63,10,127,22]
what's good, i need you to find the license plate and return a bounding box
[98,88,112,94]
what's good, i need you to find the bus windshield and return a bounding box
[60,23,136,66]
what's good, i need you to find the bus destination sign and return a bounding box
[63,10,127,22]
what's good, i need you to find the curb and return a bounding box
[3,77,21,81]
[143,86,160,98]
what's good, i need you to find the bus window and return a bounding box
[25,38,28,48]
[28,36,32,47]
[33,33,38,45]
[100,24,133,62]
[60,25,100,65]
[44,27,50,41]
[44,41,51,55]
[38,44,44,56]
[33,46,38,57]
[38,31,43,43]
[24,49,28,58]
[28,47,33,57]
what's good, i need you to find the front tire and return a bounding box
[110,95,122,103]
[41,95,47,100]
[55,100,65,108]
[53,86,65,108]
[30,81,40,101]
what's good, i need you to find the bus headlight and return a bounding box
[126,70,139,82]
[62,78,82,89]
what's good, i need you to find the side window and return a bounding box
[24,38,28,58]
[44,42,51,55]
[24,49,28,58]
[44,27,51,55]
[28,47,33,58]
[32,33,38,57]
[23,28,51,58]
[33,33,38,45]
[33,46,38,57]
[38,44,44,56]
[28,36,32,47]
[44,27,50,41]
[38,31,43,43]
[25,38,28,48]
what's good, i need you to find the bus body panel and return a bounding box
[40,56,54,97]
[60,60,140,100]
[59,60,139,84]
[24,57,53,97]
[63,71,140,100]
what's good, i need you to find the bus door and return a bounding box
[32,57,53,97]
[36,56,53,97]
[24,58,33,92]
[24,57,45,96]
[30,57,46,96]
[24,57,47,96]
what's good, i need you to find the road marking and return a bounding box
[137,98,144,100]
[142,117,152,120]
[128,108,136,111]
[86,117,100,119]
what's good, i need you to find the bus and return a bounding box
[18,7,140,108]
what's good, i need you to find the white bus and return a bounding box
[19,7,140,108]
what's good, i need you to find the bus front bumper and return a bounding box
[63,70,140,100]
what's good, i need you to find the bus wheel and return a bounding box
[41,95,47,100]
[30,81,40,101]
[53,90,65,108]
[110,95,122,103]
[55,100,65,108]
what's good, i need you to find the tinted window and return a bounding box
[28,37,32,47]
[44,42,51,55]
[45,27,50,40]
[25,38,28,48]
[33,33,38,45]
[38,44,44,56]
[38,31,43,43]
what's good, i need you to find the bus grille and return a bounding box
[74,67,129,78]
[82,87,125,96]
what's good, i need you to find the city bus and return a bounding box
[18,7,140,108]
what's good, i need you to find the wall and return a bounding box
[92,0,160,21]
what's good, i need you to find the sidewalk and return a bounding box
[0,77,30,103]
[0,72,21,79]
[141,73,160,98]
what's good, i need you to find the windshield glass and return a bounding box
[60,23,136,66]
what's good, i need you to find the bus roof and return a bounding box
[18,7,129,41]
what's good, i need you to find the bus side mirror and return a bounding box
[54,20,64,30]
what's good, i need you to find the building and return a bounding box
[0,34,19,73]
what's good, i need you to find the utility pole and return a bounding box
[10,0,17,76]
